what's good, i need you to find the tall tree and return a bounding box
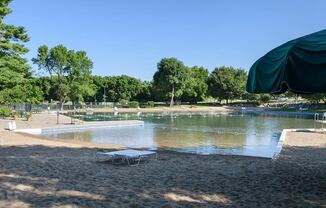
[67,51,95,104]
[104,75,142,102]
[208,66,247,103]
[33,45,94,108]
[0,0,39,104]
[153,58,186,107]
[181,66,209,103]
[135,81,153,102]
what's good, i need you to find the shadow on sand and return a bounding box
[0,145,325,207]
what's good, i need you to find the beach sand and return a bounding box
[0,131,325,207]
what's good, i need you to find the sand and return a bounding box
[0,130,326,207]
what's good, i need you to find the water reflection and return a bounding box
[46,131,93,143]
[45,112,314,158]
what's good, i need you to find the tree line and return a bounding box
[0,1,253,107]
[1,1,322,107]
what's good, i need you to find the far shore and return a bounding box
[84,106,236,113]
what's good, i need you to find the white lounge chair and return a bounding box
[97,149,157,166]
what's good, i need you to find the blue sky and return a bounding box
[6,0,326,81]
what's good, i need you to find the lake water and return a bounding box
[43,111,314,158]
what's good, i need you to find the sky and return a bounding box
[6,0,326,81]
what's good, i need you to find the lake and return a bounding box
[43,111,314,158]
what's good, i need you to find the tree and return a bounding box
[90,75,144,103]
[153,58,187,107]
[135,81,153,102]
[36,77,56,103]
[302,93,326,104]
[258,94,272,105]
[243,93,259,103]
[105,75,142,102]
[0,79,43,105]
[33,45,94,108]
[0,0,40,104]
[207,66,247,103]
[66,51,95,104]
[181,66,208,103]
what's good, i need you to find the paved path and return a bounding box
[0,112,74,130]
[0,112,143,131]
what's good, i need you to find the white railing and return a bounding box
[314,113,326,132]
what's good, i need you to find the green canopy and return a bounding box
[247,29,326,94]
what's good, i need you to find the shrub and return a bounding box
[24,112,32,121]
[147,101,155,108]
[119,99,129,108]
[259,94,272,104]
[128,101,139,108]
[11,111,19,120]
[0,106,11,118]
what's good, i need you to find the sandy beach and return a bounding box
[0,130,325,207]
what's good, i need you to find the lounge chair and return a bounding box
[97,149,157,166]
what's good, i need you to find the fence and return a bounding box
[5,102,117,112]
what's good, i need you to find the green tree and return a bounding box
[66,51,95,104]
[181,66,208,103]
[33,45,94,108]
[36,77,56,103]
[0,79,43,104]
[135,81,153,102]
[302,93,326,104]
[0,0,40,104]
[243,93,259,103]
[105,75,142,102]
[91,75,143,103]
[258,94,272,105]
[153,58,187,106]
[207,66,247,104]
[88,75,105,103]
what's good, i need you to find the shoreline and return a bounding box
[1,127,325,158]
[89,106,235,113]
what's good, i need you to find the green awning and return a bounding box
[247,29,326,94]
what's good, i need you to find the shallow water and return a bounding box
[44,111,314,158]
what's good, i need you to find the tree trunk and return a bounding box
[170,85,175,107]
[321,97,326,103]
[59,99,64,111]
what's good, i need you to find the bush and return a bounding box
[24,112,32,121]
[147,101,155,108]
[11,111,19,120]
[119,99,129,108]
[0,106,11,118]
[128,101,139,108]
[259,94,272,104]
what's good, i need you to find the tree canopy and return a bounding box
[208,66,247,103]
[32,45,94,107]
[0,0,42,104]
[153,58,187,106]
[89,75,145,103]
[181,66,209,103]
